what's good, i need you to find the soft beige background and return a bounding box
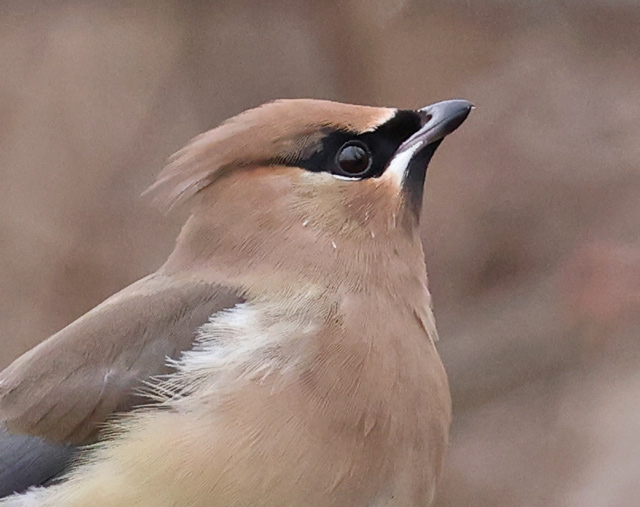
[2,1,640,505]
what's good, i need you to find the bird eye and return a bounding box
[335,141,372,178]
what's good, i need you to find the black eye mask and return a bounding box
[281,110,423,180]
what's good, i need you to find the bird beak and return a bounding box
[391,99,473,218]
[401,99,473,154]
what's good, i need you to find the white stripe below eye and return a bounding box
[332,174,362,181]
[382,140,424,188]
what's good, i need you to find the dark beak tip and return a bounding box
[418,98,474,144]
[425,98,473,120]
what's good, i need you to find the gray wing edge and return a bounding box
[0,425,77,497]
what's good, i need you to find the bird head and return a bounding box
[147,99,472,292]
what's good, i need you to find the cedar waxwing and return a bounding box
[0,98,472,506]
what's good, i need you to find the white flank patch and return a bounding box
[1,488,48,506]
[160,303,318,397]
[380,140,424,189]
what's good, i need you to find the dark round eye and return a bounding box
[335,141,372,177]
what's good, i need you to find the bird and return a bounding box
[0,97,472,506]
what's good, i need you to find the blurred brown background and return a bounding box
[2,1,640,505]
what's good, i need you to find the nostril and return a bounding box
[422,113,433,124]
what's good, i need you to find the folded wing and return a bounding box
[0,273,241,495]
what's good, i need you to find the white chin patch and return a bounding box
[380,140,424,189]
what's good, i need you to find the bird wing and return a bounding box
[0,427,76,497]
[0,273,242,446]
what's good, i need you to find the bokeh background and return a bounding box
[2,1,640,505]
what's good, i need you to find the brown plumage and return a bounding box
[0,98,471,506]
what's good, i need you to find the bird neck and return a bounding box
[161,209,427,300]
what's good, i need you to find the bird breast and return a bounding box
[156,293,451,505]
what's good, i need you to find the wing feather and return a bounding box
[0,273,242,445]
